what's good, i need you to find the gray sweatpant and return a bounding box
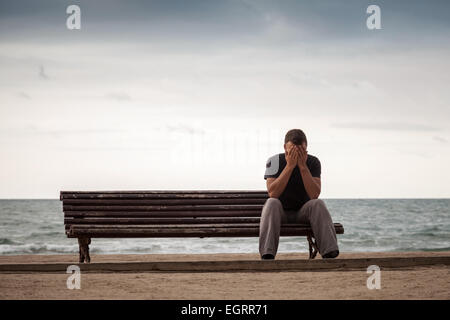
[259,198,339,258]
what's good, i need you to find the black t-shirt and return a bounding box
[264,153,321,210]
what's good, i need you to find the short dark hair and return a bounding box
[284,129,307,146]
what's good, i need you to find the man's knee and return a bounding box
[309,199,326,207]
[264,197,282,209]
[262,198,283,218]
[307,199,329,215]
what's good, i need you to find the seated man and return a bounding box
[259,129,339,260]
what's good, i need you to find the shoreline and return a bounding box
[1,251,449,299]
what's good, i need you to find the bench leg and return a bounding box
[78,237,91,263]
[307,235,318,259]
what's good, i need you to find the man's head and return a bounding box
[284,129,307,153]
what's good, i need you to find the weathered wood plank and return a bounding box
[64,210,263,217]
[67,224,343,231]
[68,227,316,238]
[61,192,268,200]
[67,223,314,229]
[61,190,267,194]
[64,217,262,224]
[63,198,267,205]
[60,190,268,200]
[63,204,263,211]
[67,224,344,237]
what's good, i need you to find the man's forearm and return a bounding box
[299,166,321,199]
[268,165,295,198]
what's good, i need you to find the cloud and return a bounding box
[166,124,205,135]
[287,72,331,88]
[38,65,49,80]
[17,91,31,99]
[0,126,122,138]
[433,136,448,143]
[105,92,132,101]
[330,122,441,132]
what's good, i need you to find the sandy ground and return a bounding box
[0,252,449,299]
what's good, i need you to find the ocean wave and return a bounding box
[0,243,78,255]
[27,231,63,238]
[394,246,450,252]
[0,238,21,245]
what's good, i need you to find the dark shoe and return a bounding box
[322,250,339,259]
[261,254,275,260]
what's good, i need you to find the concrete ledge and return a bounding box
[0,256,449,273]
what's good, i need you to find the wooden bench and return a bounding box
[61,190,344,263]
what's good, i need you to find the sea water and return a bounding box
[0,199,449,255]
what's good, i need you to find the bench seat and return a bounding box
[67,223,344,238]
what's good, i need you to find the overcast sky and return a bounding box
[1,0,449,198]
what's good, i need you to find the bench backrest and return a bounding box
[62,190,266,226]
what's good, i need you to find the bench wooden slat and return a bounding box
[61,190,268,200]
[63,204,263,212]
[61,192,268,200]
[64,218,343,228]
[67,223,317,229]
[61,190,267,194]
[66,223,344,230]
[64,217,262,224]
[62,198,267,205]
[64,210,263,217]
[68,227,325,238]
[67,224,344,236]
